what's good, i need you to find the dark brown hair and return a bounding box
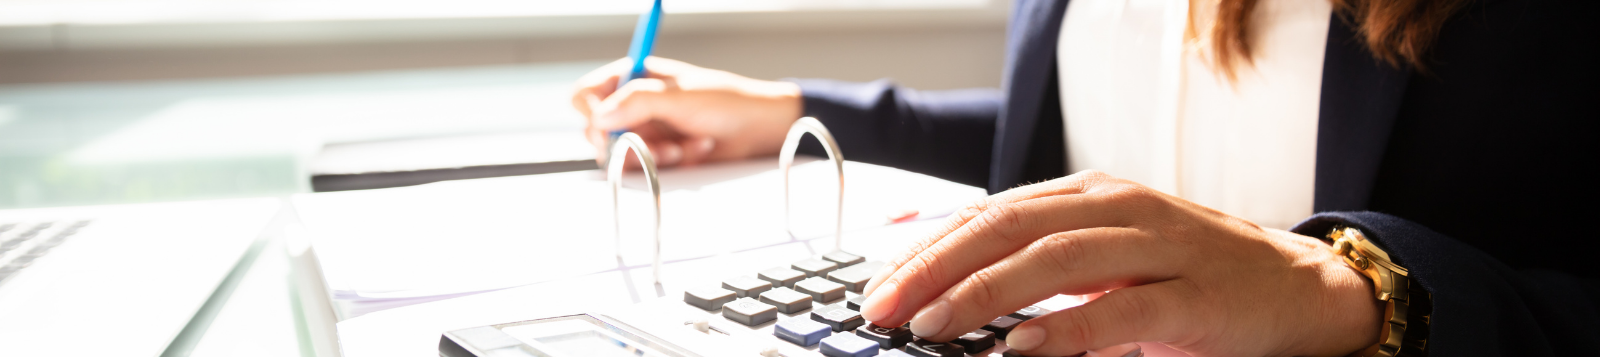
[1209,0,1469,78]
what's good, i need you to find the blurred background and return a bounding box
[0,0,1009,209]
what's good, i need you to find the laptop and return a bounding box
[0,198,285,356]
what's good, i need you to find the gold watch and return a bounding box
[1327,225,1430,357]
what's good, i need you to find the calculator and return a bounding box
[438,250,1140,357]
[440,120,1151,357]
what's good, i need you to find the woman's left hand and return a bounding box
[858,170,1382,357]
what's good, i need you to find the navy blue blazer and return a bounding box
[792,0,1600,355]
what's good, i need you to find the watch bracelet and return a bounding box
[1371,277,1430,357]
[1399,285,1432,357]
[1328,226,1431,357]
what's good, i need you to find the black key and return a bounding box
[846,295,867,311]
[795,277,847,303]
[758,267,807,288]
[826,264,877,293]
[952,329,996,354]
[982,316,1022,339]
[822,251,866,267]
[759,287,814,314]
[1009,305,1053,321]
[905,339,963,357]
[684,287,738,310]
[723,298,778,326]
[792,259,839,278]
[854,324,913,349]
[810,304,866,332]
[722,276,773,298]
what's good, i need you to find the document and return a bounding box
[292,158,986,318]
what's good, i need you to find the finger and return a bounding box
[628,122,687,167]
[862,170,1118,298]
[674,137,716,166]
[572,59,631,118]
[592,78,680,132]
[861,190,1132,326]
[587,126,611,167]
[596,121,683,170]
[1005,280,1199,356]
[578,91,606,121]
[906,227,1177,341]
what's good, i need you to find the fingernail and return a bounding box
[860,281,898,321]
[1122,347,1144,357]
[690,137,714,156]
[1006,325,1045,351]
[658,144,683,165]
[909,300,952,338]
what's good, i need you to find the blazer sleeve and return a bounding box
[1291,212,1600,357]
[786,78,1003,188]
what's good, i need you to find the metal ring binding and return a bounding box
[608,132,663,284]
[778,117,845,252]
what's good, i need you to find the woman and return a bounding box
[571,0,1598,355]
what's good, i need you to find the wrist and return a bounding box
[1275,229,1384,356]
[744,80,805,157]
[1321,257,1386,356]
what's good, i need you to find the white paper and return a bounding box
[292,158,985,307]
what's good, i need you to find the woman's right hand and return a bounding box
[571,57,804,168]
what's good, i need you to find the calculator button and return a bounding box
[878,350,916,357]
[795,277,847,303]
[723,298,779,326]
[905,339,964,357]
[1009,305,1053,321]
[758,267,807,288]
[952,329,996,354]
[810,304,866,332]
[979,316,1017,339]
[684,287,737,311]
[826,266,875,294]
[792,259,839,278]
[854,324,913,349]
[822,251,866,267]
[722,276,773,298]
[759,287,814,314]
[846,295,867,311]
[983,316,1023,339]
[820,333,881,357]
[774,318,833,347]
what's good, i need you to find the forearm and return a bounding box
[1292,212,1600,357]
[788,78,1002,188]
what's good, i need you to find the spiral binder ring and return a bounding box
[778,117,845,252]
[608,132,663,283]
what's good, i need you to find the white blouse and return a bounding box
[1056,0,1332,229]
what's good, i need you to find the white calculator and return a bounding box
[439,120,1148,357]
[437,250,1122,357]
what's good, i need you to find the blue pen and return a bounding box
[608,0,663,143]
